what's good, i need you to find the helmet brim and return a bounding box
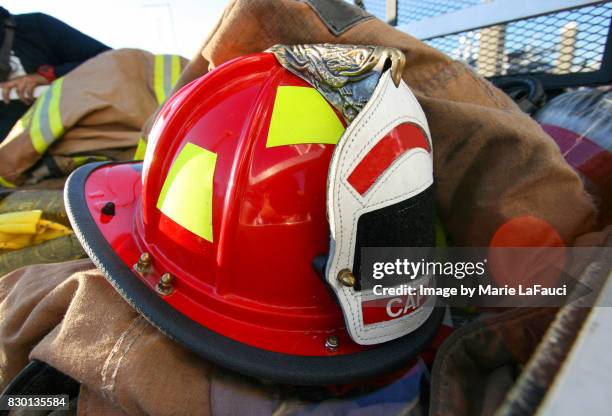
[65,161,444,385]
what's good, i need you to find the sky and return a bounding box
[2,0,230,58]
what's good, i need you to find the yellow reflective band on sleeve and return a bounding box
[29,91,48,154]
[171,55,181,87]
[72,155,109,168]
[156,143,217,242]
[266,86,345,148]
[133,137,147,161]
[29,78,64,155]
[48,79,64,140]
[154,55,183,105]
[154,54,166,104]
[0,175,16,189]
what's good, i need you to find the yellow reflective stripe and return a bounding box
[0,175,16,189]
[72,155,108,168]
[157,143,216,242]
[266,86,345,148]
[29,78,64,155]
[72,156,87,166]
[154,54,166,104]
[154,55,183,105]
[48,78,64,140]
[29,90,48,154]
[171,55,181,87]
[133,137,147,161]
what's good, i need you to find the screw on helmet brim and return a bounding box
[64,161,444,386]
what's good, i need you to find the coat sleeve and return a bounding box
[34,13,111,77]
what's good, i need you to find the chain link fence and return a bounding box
[357,1,611,79]
[425,2,612,77]
[397,0,482,24]
[360,0,485,22]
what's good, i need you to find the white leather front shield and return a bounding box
[325,70,435,345]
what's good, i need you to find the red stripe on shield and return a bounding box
[347,123,430,195]
[362,294,428,325]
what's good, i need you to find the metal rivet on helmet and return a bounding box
[156,273,174,296]
[337,269,356,287]
[325,335,339,351]
[133,252,151,274]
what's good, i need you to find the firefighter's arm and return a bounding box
[36,12,111,78]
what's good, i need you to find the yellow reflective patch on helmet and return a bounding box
[157,143,217,242]
[266,86,345,148]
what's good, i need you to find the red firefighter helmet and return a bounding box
[65,45,442,385]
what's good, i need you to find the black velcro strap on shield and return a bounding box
[352,185,436,289]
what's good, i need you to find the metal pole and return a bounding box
[398,0,601,40]
[555,22,578,74]
[386,0,398,26]
[477,25,507,77]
